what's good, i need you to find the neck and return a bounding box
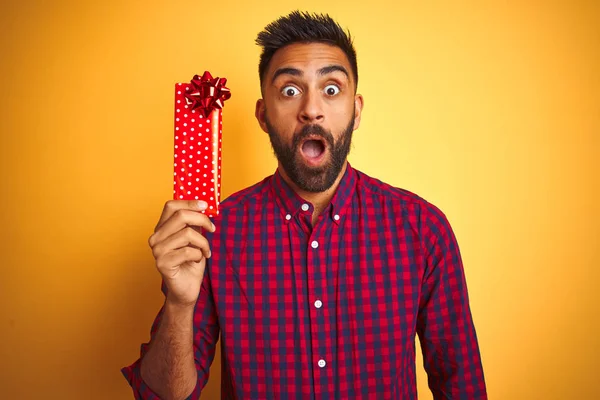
[278,161,348,226]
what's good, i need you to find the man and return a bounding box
[122,11,487,400]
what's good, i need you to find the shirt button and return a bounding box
[285,214,291,220]
[333,214,340,221]
[318,359,326,368]
[311,240,319,249]
[314,300,323,309]
[301,203,309,211]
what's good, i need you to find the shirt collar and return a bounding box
[271,162,357,225]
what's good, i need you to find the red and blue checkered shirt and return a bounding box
[122,163,487,399]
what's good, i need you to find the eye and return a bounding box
[324,84,340,96]
[281,86,300,97]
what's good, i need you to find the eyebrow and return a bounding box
[271,64,350,84]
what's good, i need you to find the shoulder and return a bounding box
[214,175,273,219]
[354,168,438,212]
[204,175,273,246]
[355,168,425,205]
[354,168,452,235]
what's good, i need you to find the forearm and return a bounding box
[140,299,198,400]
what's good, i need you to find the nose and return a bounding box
[299,89,324,123]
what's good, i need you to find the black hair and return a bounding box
[256,11,358,91]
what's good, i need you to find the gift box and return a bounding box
[173,72,231,216]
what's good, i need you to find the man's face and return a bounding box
[256,42,363,193]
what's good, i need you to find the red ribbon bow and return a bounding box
[184,71,231,118]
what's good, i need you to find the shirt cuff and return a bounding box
[121,359,161,400]
[121,359,199,400]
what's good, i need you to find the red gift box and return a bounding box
[173,72,231,216]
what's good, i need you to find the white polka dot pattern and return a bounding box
[173,83,223,216]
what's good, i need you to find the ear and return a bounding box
[255,99,269,133]
[352,94,364,131]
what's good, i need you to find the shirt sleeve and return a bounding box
[121,263,220,399]
[416,203,487,399]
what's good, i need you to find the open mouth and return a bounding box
[300,137,326,163]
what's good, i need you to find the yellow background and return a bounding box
[1,0,598,398]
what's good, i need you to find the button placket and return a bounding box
[306,225,328,382]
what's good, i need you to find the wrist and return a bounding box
[165,296,197,312]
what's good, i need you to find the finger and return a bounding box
[154,200,208,233]
[156,246,205,273]
[149,209,215,248]
[152,226,212,260]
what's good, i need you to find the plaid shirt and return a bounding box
[122,163,487,399]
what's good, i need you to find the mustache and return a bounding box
[292,124,335,149]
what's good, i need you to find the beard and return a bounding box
[265,111,355,193]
